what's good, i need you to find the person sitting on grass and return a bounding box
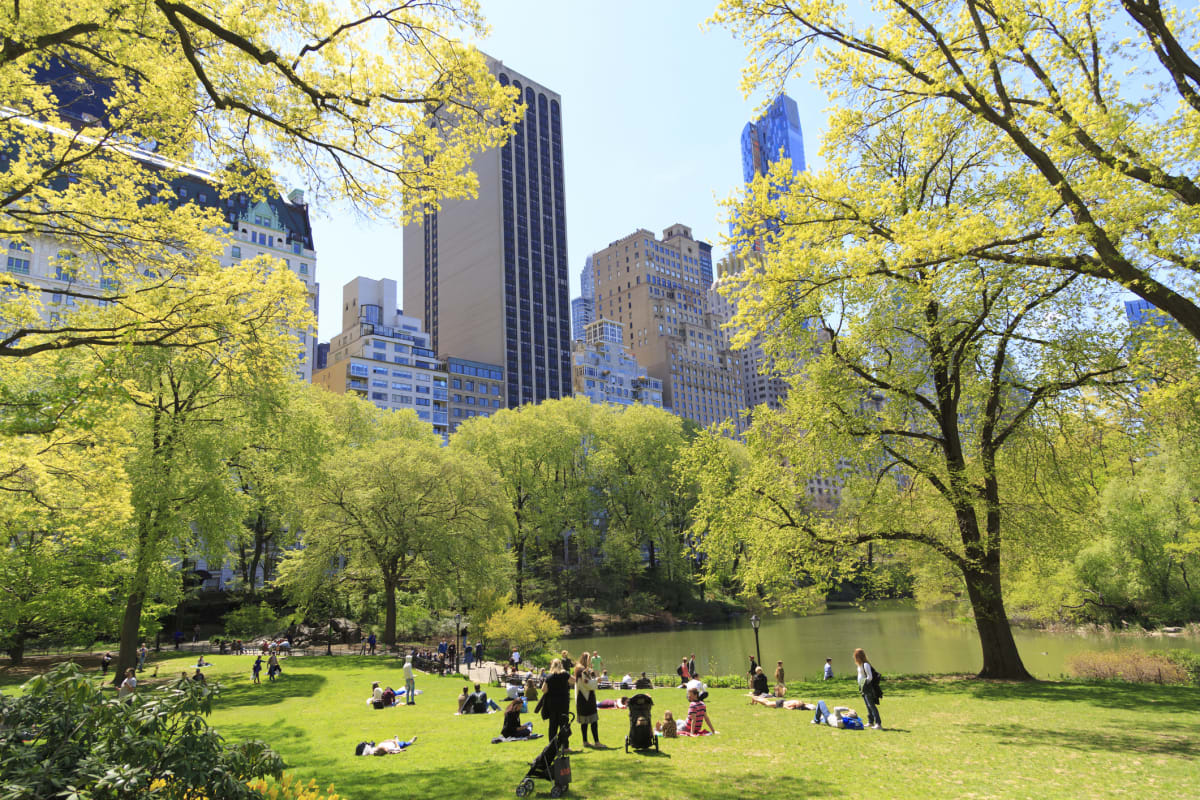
[634,672,653,690]
[501,699,533,738]
[357,736,418,755]
[523,678,539,704]
[684,688,715,735]
[655,710,679,738]
[192,668,207,685]
[466,683,501,714]
[369,681,384,708]
[751,666,769,697]
[457,686,471,714]
[381,686,396,707]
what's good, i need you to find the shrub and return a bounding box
[483,602,562,655]
[1067,649,1189,684]
[0,663,282,800]
[1165,650,1200,685]
[224,602,280,638]
[248,774,341,800]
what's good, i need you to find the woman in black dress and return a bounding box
[537,658,572,748]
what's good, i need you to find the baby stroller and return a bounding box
[516,711,573,798]
[624,693,659,752]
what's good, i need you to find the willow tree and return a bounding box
[279,398,510,646]
[107,259,311,683]
[712,0,1200,341]
[450,397,603,609]
[687,108,1130,679]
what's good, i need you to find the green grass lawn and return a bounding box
[28,653,1200,799]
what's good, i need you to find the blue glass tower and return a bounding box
[741,94,806,183]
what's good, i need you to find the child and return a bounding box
[823,658,833,680]
[656,710,679,738]
[252,655,262,684]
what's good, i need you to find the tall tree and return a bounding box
[280,400,509,645]
[451,397,602,609]
[106,260,310,683]
[688,112,1129,679]
[0,0,521,357]
[712,0,1200,341]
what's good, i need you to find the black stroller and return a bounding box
[516,711,573,797]
[624,693,659,752]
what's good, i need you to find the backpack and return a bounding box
[869,667,884,701]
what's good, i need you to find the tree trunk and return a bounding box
[383,577,397,646]
[514,537,526,607]
[6,630,25,666]
[115,586,145,685]
[963,566,1033,680]
[647,539,657,572]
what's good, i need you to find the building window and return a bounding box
[231,245,241,259]
[299,262,309,275]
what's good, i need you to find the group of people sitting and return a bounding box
[457,683,503,715]
[653,687,716,737]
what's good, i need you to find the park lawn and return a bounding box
[128,653,1197,800]
[13,652,1197,799]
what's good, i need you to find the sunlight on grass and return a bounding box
[127,654,1200,799]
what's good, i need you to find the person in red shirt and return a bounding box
[685,688,715,734]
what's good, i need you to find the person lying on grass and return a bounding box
[748,693,813,710]
[358,736,418,755]
[597,696,629,709]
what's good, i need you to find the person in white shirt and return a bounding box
[621,673,634,688]
[117,668,137,702]
[369,681,384,707]
[824,658,833,680]
[854,648,882,729]
[403,654,416,705]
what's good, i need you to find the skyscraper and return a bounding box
[402,56,570,408]
[571,255,595,341]
[723,94,809,413]
[741,93,806,183]
[589,224,745,431]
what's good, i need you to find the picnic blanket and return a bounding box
[491,733,544,744]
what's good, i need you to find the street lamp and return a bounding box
[750,614,761,671]
[454,613,463,674]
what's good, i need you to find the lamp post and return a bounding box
[750,614,761,671]
[454,612,463,674]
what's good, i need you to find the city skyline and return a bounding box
[310,1,830,341]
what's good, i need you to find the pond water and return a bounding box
[563,603,1200,680]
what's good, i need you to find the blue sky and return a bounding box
[310,0,828,340]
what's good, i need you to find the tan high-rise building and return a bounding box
[401,57,570,408]
[711,252,789,417]
[590,224,745,431]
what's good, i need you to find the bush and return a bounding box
[248,774,341,800]
[483,602,562,655]
[1165,650,1200,685]
[1067,650,1189,684]
[0,663,282,800]
[224,602,280,638]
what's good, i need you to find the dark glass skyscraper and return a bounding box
[741,93,806,183]
[403,57,570,407]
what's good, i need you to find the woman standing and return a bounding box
[853,648,882,730]
[575,665,600,747]
[537,658,572,747]
[774,660,785,692]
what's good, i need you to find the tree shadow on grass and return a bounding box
[888,678,1200,711]
[984,721,1200,758]
[300,758,830,800]
[214,673,326,708]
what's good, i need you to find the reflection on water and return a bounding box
[563,602,1200,679]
